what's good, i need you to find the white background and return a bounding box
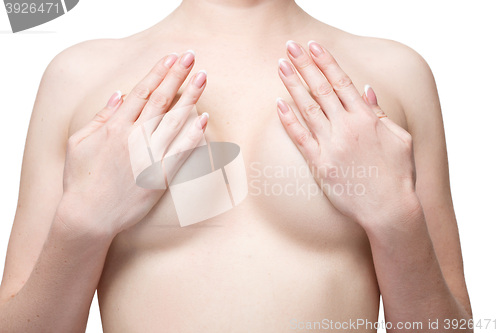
[1,1,499,332]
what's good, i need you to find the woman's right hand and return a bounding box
[57,51,208,237]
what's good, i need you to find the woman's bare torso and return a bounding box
[66,17,409,332]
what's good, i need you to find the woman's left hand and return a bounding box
[277,41,421,229]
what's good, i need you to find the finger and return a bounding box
[71,91,123,142]
[162,113,209,185]
[278,58,330,139]
[308,41,366,112]
[170,70,207,113]
[379,117,413,143]
[137,50,196,124]
[362,89,370,105]
[147,68,204,157]
[114,53,178,123]
[364,85,412,140]
[276,98,320,163]
[364,85,388,120]
[364,84,378,107]
[149,100,198,160]
[285,40,343,118]
[98,90,123,124]
[363,84,385,120]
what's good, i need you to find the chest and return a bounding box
[70,44,402,249]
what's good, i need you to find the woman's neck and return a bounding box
[165,0,311,39]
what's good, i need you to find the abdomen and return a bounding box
[98,189,380,332]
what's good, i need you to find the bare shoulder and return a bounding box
[37,39,115,116]
[329,29,438,112]
[38,37,140,133]
[316,25,439,128]
[349,34,441,134]
[41,38,126,104]
[356,34,436,101]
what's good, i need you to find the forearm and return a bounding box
[0,203,114,333]
[365,196,471,332]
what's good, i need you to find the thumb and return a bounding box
[70,91,123,143]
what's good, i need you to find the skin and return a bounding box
[0,0,471,332]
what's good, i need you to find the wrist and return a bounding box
[359,191,425,238]
[54,195,117,244]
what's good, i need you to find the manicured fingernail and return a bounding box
[277,98,290,114]
[308,41,324,57]
[279,58,294,77]
[193,70,207,88]
[364,85,378,105]
[198,112,209,130]
[180,50,195,68]
[164,53,178,67]
[107,90,122,108]
[286,40,303,58]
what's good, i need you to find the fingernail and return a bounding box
[180,50,195,68]
[198,112,209,130]
[308,41,324,57]
[106,90,122,108]
[286,40,303,58]
[278,58,294,77]
[193,70,207,88]
[364,85,378,105]
[277,98,290,114]
[164,53,178,67]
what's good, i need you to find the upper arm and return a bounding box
[0,44,90,302]
[392,43,472,315]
